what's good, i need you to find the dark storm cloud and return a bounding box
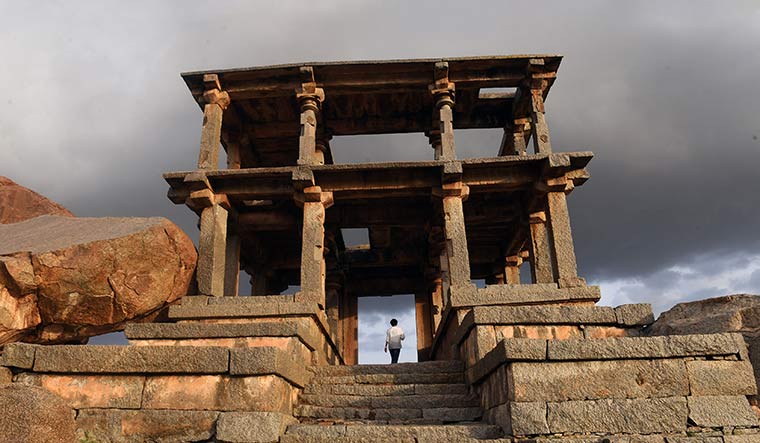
[1,1,759,317]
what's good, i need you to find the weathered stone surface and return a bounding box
[724,436,760,443]
[0,342,37,368]
[32,345,229,373]
[0,366,11,384]
[496,324,583,340]
[310,360,463,376]
[508,401,549,436]
[472,304,616,325]
[15,373,144,408]
[649,294,760,404]
[450,284,601,307]
[614,303,655,326]
[467,339,546,384]
[217,412,298,443]
[687,395,758,427]
[547,333,741,360]
[547,397,688,434]
[0,215,196,344]
[650,294,760,336]
[142,374,295,413]
[0,176,73,224]
[230,346,309,387]
[76,408,219,443]
[509,359,689,401]
[0,383,76,443]
[686,360,758,396]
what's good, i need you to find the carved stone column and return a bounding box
[223,221,241,296]
[528,59,552,155]
[528,211,553,284]
[296,74,325,166]
[197,74,231,170]
[295,186,334,307]
[505,254,522,284]
[430,62,457,160]
[440,181,472,289]
[546,181,585,288]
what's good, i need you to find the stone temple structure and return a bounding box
[1,56,759,442]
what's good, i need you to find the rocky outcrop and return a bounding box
[0,383,76,443]
[0,215,197,344]
[649,294,760,413]
[0,177,73,224]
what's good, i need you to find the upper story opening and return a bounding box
[181,55,562,168]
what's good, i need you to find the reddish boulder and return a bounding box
[0,177,73,224]
[0,215,197,344]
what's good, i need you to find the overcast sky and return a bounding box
[2,1,759,363]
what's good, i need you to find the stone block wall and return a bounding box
[1,343,305,442]
[471,334,760,440]
[430,284,607,361]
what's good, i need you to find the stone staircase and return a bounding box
[282,361,506,442]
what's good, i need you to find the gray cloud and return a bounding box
[2,1,759,344]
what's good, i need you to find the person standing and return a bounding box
[384,318,405,364]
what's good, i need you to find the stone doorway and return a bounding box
[357,294,418,364]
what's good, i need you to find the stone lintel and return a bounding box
[449,284,601,308]
[547,333,744,361]
[32,345,230,374]
[0,343,37,369]
[466,339,547,385]
[229,347,310,387]
[125,320,322,352]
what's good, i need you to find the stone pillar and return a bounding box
[249,268,269,296]
[546,189,585,288]
[528,211,553,284]
[429,277,444,333]
[340,291,358,365]
[223,228,241,296]
[505,254,522,284]
[325,275,342,351]
[499,118,529,156]
[430,62,457,160]
[198,203,228,296]
[314,134,331,166]
[440,182,472,288]
[296,186,334,307]
[226,141,242,170]
[529,78,552,155]
[296,84,325,166]
[427,129,443,160]
[197,74,231,170]
[415,291,434,362]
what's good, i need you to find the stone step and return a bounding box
[298,393,479,409]
[310,361,463,377]
[303,383,469,396]
[294,405,483,423]
[282,438,511,443]
[312,372,465,385]
[285,423,503,440]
